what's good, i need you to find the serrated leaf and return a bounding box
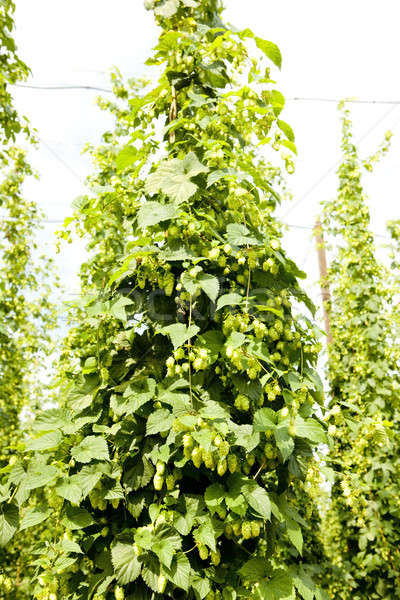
[195,330,224,364]
[274,426,294,462]
[216,293,242,311]
[253,408,278,432]
[193,519,216,552]
[163,552,190,591]
[294,417,326,444]
[145,152,208,204]
[111,540,141,584]
[154,0,180,18]
[137,201,177,228]
[59,538,83,554]
[123,456,155,492]
[256,569,293,600]
[160,323,200,349]
[26,430,63,451]
[72,465,102,498]
[116,145,138,171]
[277,119,295,142]
[146,409,174,435]
[255,37,282,69]
[19,504,52,531]
[26,465,60,490]
[71,436,110,464]
[226,223,259,246]
[231,424,260,452]
[192,574,211,600]
[0,504,18,546]
[33,408,73,431]
[239,557,272,583]
[204,483,226,510]
[56,478,83,504]
[62,506,95,530]
[287,520,303,554]
[243,483,271,520]
[152,539,175,568]
[289,565,315,600]
[198,272,219,302]
[109,295,134,321]
[282,139,297,155]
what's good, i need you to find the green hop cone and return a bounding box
[115,587,124,600]
[210,550,221,566]
[154,474,164,490]
[165,475,175,490]
[251,521,261,537]
[198,544,209,560]
[227,454,238,473]
[111,498,120,509]
[156,461,165,475]
[158,575,167,594]
[242,522,252,539]
[219,440,230,456]
[191,447,203,468]
[217,458,227,476]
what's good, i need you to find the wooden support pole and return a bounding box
[314,218,333,346]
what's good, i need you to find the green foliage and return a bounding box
[0,0,30,147]
[321,103,400,599]
[0,2,328,599]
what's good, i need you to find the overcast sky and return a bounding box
[10,0,400,324]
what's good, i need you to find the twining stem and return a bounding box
[169,85,177,144]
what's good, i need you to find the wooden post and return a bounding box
[314,218,333,345]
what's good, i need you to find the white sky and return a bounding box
[10,0,400,324]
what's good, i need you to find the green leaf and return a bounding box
[0,504,19,546]
[62,506,96,530]
[253,408,277,432]
[26,430,63,451]
[216,293,242,311]
[111,540,141,584]
[226,223,259,246]
[154,0,180,18]
[145,152,208,204]
[116,146,138,171]
[195,330,224,364]
[72,465,102,498]
[20,505,52,531]
[192,574,211,600]
[193,519,216,552]
[282,139,297,155]
[225,331,247,349]
[274,426,294,462]
[198,272,219,302]
[33,408,73,431]
[146,409,174,435]
[160,323,200,349]
[256,569,293,600]
[123,456,155,492]
[231,424,260,452]
[137,201,177,228]
[277,119,295,142]
[289,565,315,600]
[243,483,271,520]
[163,552,190,591]
[109,296,134,321]
[287,520,303,554]
[71,436,110,464]
[239,557,271,583]
[26,465,60,490]
[271,90,285,117]
[204,483,226,510]
[59,538,83,554]
[255,37,282,69]
[56,478,83,504]
[294,417,326,444]
[152,539,175,568]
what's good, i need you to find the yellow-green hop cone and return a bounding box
[242,521,252,539]
[227,454,238,473]
[111,498,120,509]
[154,474,164,490]
[210,550,221,566]
[115,586,124,600]
[219,440,230,456]
[158,575,167,594]
[198,544,209,560]
[217,458,227,476]
[251,521,260,537]
[191,447,202,468]
[165,474,175,490]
